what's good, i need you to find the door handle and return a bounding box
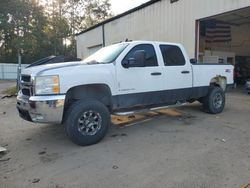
[151,72,162,76]
[181,71,190,74]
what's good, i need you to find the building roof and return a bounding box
[76,0,161,36]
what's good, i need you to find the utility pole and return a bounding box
[17,50,22,91]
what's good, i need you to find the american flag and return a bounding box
[205,21,232,43]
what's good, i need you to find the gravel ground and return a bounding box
[0,81,250,188]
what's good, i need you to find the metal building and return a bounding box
[76,0,250,78]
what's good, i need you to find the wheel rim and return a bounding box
[77,110,102,136]
[213,93,223,109]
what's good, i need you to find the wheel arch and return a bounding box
[210,76,227,91]
[63,84,113,120]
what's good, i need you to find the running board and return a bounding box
[113,102,187,116]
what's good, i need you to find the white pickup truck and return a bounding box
[17,41,234,145]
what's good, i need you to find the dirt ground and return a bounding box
[0,80,250,188]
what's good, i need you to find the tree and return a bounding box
[0,0,50,63]
[61,0,112,56]
[82,0,112,29]
[0,0,112,63]
[41,0,71,55]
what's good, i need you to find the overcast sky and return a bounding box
[110,0,149,15]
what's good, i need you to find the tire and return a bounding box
[65,100,110,146]
[203,86,225,114]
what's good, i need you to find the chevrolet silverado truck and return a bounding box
[17,41,234,146]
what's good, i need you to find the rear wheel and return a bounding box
[203,86,225,114]
[65,100,110,146]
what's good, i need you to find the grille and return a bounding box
[22,88,30,96]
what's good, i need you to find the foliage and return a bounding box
[0,0,49,63]
[0,0,112,64]
[56,0,113,56]
[65,0,112,31]
[1,86,17,96]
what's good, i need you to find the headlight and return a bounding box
[35,75,60,95]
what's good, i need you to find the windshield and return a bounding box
[83,43,129,64]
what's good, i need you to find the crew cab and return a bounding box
[17,41,234,146]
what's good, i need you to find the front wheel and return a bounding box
[203,86,225,114]
[65,100,110,146]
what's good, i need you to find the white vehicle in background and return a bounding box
[17,41,234,146]
[246,79,250,94]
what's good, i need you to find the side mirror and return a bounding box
[190,58,197,64]
[127,50,146,67]
[122,50,146,68]
[128,58,136,66]
[122,60,129,68]
[132,50,146,67]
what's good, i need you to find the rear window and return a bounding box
[160,45,185,66]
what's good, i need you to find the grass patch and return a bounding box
[2,86,17,96]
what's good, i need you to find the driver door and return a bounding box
[116,43,164,108]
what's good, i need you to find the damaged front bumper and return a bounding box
[16,91,65,124]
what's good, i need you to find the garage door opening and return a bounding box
[196,7,250,84]
[87,44,103,56]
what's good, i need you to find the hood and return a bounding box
[22,61,83,77]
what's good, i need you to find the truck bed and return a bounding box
[192,63,234,88]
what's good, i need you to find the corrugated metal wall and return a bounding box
[76,0,250,59]
[76,27,103,59]
[0,64,28,80]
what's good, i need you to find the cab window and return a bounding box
[160,45,185,66]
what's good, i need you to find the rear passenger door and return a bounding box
[159,44,192,101]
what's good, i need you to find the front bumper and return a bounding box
[16,91,65,124]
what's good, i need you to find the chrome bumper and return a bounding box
[16,91,65,124]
